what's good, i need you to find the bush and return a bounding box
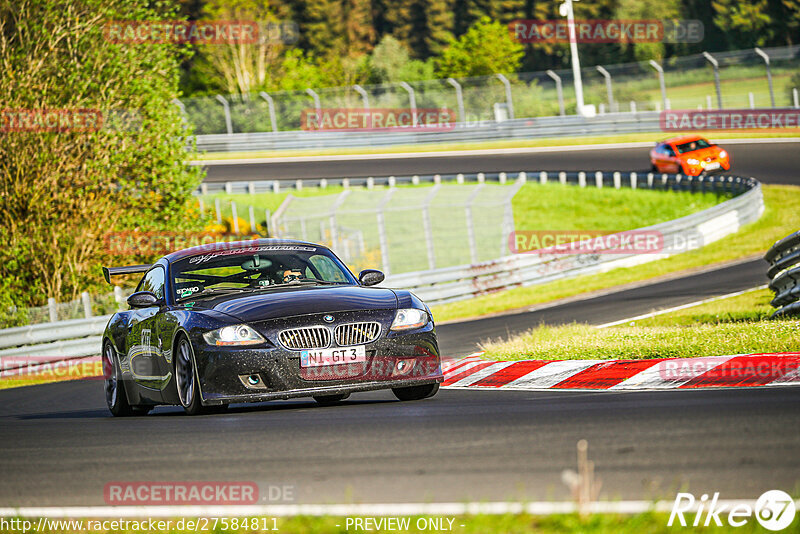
[0,0,205,306]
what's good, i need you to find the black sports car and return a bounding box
[101,239,442,416]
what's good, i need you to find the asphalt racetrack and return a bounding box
[1,140,798,508]
[202,139,800,185]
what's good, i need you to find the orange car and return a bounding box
[649,135,731,176]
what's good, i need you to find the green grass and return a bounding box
[1,512,789,533]
[431,184,799,323]
[193,130,799,160]
[480,287,800,361]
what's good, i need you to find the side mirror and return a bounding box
[358,269,385,287]
[127,291,159,309]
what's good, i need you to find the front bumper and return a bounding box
[188,310,442,405]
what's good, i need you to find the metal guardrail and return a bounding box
[0,171,763,368]
[193,111,664,153]
[382,174,763,305]
[765,230,800,318]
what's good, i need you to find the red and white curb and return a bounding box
[441,352,800,390]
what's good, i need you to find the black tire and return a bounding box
[313,393,350,406]
[175,335,205,415]
[104,342,151,416]
[392,382,439,401]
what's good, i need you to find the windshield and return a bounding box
[170,244,356,301]
[676,138,713,154]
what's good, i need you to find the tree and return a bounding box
[368,35,435,83]
[615,0,681,61]
[0,0,204,305]
[435,16,523,78]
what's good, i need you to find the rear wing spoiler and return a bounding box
[102,264,152,285]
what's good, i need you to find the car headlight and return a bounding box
[686,158,700,165]
[203,324,265,346]
[390,308,429,331]
[719,150,727,158]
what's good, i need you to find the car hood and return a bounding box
[682,146,721,160]
[180,285,398,323]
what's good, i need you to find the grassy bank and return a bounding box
[432,184,798,323]
[0,512,786,533]
[480,288,800,361]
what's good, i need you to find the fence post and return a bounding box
[272,181,280,194]
[446,78,465,124]
[249,205,256,233]
[295,179,303,191]
[258,91,278,132]
[434,174,441,185]
[114,286,124,310]
[465,185,485,264]
[214,198,222,224]
[353,85,370,112]
[703,52,722,109]
[388,176,396,187]
[559,171,567,185]
[231,201,239,233]
[648,60,667,112]
[499,172,507,184]
[518,171,527,183]
[215,94,233,135]
[305,88,321,126]
[613,172,621,189]
[342,178,350,189]
[546,70,565,116]
[48,297,57,323]
[749,92,755,109]
[398,82,417,127]
[477,172,485,183]
[578,171,586,187]
[495,74,514,119]
[457,173,464,184]
[422,185,440,270]
[376,189,396,274]
[539,171,547,184]
[596,66,614,112]
[630,172,637,189]
[412,175,420,185]
[793,88,799,109]
[198,198,204,216]
[754,47,775,108]
[366,177,374,189]
[264,209,271,236]
[595,171,603,188]
[81,292,92,319]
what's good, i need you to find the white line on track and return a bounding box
[595,285,767,329]
[3,499,793,517]
[191,137,800,166]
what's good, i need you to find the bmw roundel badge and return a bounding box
[323,314,335,323]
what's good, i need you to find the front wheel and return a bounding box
[176,336,204,415]
[392,382,439,401]
[104,342,150,416]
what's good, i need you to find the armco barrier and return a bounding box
[0,171,763,365]
[765,230,800,317]
[193,112,664,153]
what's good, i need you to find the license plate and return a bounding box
[704,162,720,170]
[300,345,366,367]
